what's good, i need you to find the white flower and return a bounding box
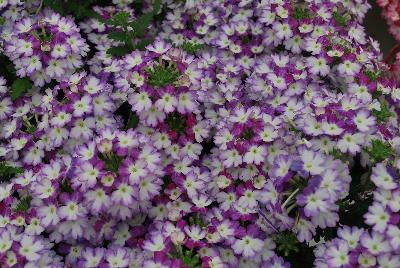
[143,234,166,252]
[238,190,258,209]
[364,203,390,232]
[337,133,364,154]
[59,201,85,221]
[111,183,135,206]
[18,235,44,261]
[337,60,361,76]
[232,236,263,257]
[221,149,242,167]
[155,93,177,113]
[243,145,266,165]
[371,163,397,190]
[300,150,324,175]
[129,92,152,113]
[272,22,292,40]
[387,225,400,250]
[354,110,375,132]
[38,204,60,227]
[0,231,12,253]
[307,56,330,76]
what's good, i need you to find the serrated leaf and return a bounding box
[14,195,32,213]
[106,45,134,56]
[108,31,130,42]
[372,101,393,123]
[135,38,153,50]
[153,0,162,14]
[129,12,154,37]
[107,11,130,27]
[0,163,24,183]
[181,42,205,54]
[365,139,394,163]
[11,78,32,101]
[126,112,139,130]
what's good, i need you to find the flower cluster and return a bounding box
[2,10,89,86]
[0,0,399,267]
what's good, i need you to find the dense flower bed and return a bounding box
[0,0,399,267]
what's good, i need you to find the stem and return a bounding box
[384,43,400,64]
[35,0,44,15]
[286,203,297,214]
[281,188,300,209]
[258,208,279,232]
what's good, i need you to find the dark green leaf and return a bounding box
[11,78,32,101]
[333,11,349,27]
[0,163,24,183]
[372,101,393,123]
[107,11,130,27]
[14,196,32,213]
[181,42,205,54]
[292,7,310,20]
[365,139,395,163]
[274,231,300,257]
[60,180,73,194]
[106,45,134,56]
[146,64,181,87]
[126,112,139,130]
[108,31,130,42]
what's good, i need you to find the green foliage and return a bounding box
[59,179,73,194]
[14,195,32,213]
[166,112,187,135]
[332,11,350,27]
[365,139,395,163]
[240,128,255,140]
[292,7,311,20]
[372,101,393,123]
[43,0,100,20]
[106,0,162,56]
[180,42,205,54]
[126,112,139,130]
[171,245,201,268]
[147,64,181,88]
[11,78,32,101]
[274,231,300,257]
[0,163,24,183]
[100,153,124,173]
[188,213,207,228]
[364,69,381,81]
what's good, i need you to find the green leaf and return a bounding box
[135,39,153,50]
[147,64,181,88]
[364,69,381,81]
[129,12,154,37]
[365,139,395,163]
[153,0,162,14]
[107,11,130,27]
[372,101,393,123]
[181,42,205,54]
[107,45,134,56]
[0,163,24,183]
[10,78,32,101]
[14,195,32,213]
[108,31,130,42]
[126,112,139,130]
[165,112,187,135]
[274,231,300,257]
[292,7,310,20]
[60,180,73,194]
[333,11,349,27]
[100,153,124,173]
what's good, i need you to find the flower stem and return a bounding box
[281,188,300,209]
